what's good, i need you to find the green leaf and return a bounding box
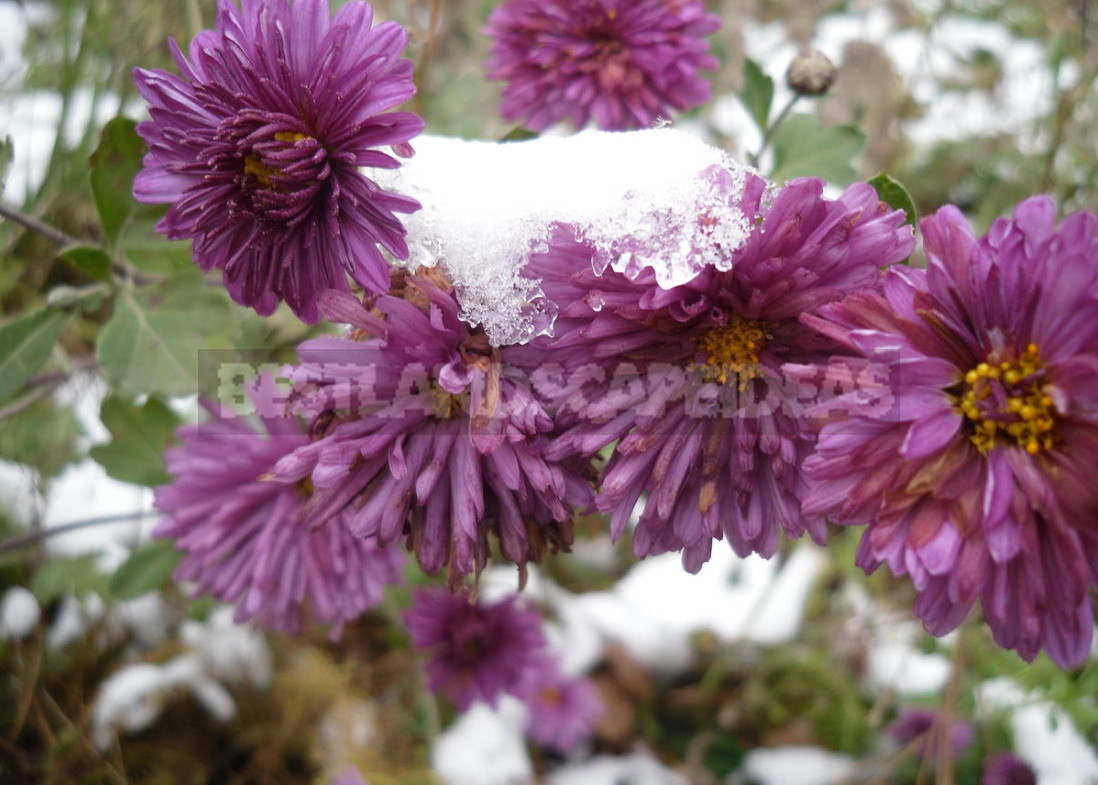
[0,136,12,198]
[88,117,146,245]
[58,244,113,281]
[96,274,233,397]
[500,126,537,142]
[0,309,69,406]
[769,114,866,186]
[109,539,183,600]
[868,171,918,227]
[32,556,108,603]
[739,59,775,132]
[0,396,83,478]
[89,395,181,486]
[121,213,194,275]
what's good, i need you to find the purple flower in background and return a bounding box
[404,587,552,710]
[154,376,405,637]
[331,767,370,785]
[523,671,603,753]
[133,0,425,322]
[485,0,720,131]
[273,274,591,578]
[529,171,914,570]
[983,752,1037,785]
[801,197,1098,666]
[888,708,975,758]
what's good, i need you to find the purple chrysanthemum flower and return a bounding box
[800,197,1098,666]
[485,0,720,132]
[982,752,1037,785]
[529,170,914,570]
[888,708,975,759]
[133,0,425,322]
[154,376,405,637]
[523,671,603,753]
[273,273,592,579]
[404,587,553,710]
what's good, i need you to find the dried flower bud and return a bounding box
[786,48,837,96]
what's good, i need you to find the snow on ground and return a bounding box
[431,696,691,785]
[739,746,858,785]
[479,542,826,676]
[441,546,828,784]
[431,698,533,785]
[38,377,157,568]
[548,749,687,785]
[0,585,41,640]
[979,679,1098,785]
[90,606,272,751]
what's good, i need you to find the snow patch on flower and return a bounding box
[376,129,752,345]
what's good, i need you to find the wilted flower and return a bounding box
[802,197,1098,666]
[523,671,604,753]
[982,752,1037,785]
[154,376,405,637]
[404,587,552,710]
[530,169,914,570]
[888,707,975,758]
[273,274,591,579]
[485,0,720,131]
[133,0,425,322]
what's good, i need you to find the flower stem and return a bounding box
[0,355,99,422]
[752,93,800,168]
[0,201,82,247]
[0,511,156,556]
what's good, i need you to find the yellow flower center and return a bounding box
[297,475,315,498]
[243,132,310,188]
[429,385,468,420]
[955,343,1057,455]
[696,315,770,386]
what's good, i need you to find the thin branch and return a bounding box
[0,511,157,556]
[0,383,59,422]
[22,355,99,393]
[0,356,99,422]
[752,93,800,168]
[0,201,82,247]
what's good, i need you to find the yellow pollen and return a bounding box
[953,343,1057,455]
[243,154,278,188]
[428,385,468,419]
[297,476,315,498]
[243,133,311,188]
[696,315,770,386]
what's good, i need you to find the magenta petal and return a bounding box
[900,406,961,459]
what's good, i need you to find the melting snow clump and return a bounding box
[376,128,754,346]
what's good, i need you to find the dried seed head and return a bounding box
[786,48,837,96]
